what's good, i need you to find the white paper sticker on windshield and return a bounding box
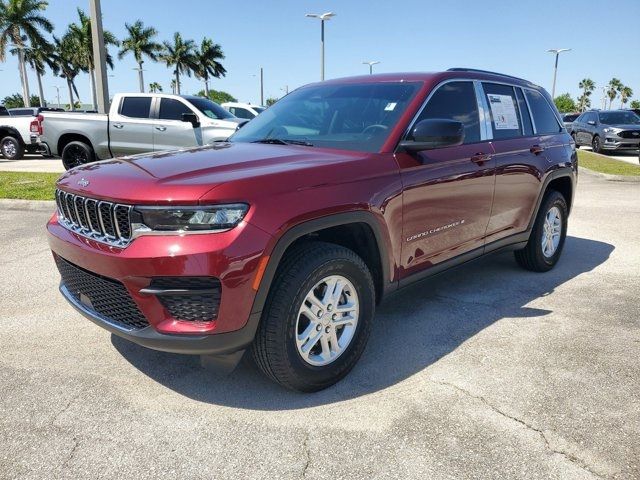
[384,102,397,111]
[487,94,519,130]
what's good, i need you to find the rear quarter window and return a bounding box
[525,89,562,135]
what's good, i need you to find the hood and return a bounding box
[57,142,367,205]
[608,124,640,130]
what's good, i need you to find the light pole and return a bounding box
[250,69,264,105]
[53,86,61,108]
[89,0,110,113]
[133,66,146,93]
[305,12,336,81]
[362,61,380,75]
[547,48,571,99]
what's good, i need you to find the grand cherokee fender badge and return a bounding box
[406,219,465,242]
[77,178,90,187]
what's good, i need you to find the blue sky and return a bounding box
[1,0,639,107]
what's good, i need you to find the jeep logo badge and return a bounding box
[77,178,90,187]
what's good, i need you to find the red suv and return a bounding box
[48,69,577,391]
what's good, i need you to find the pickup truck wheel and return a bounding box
[1,136,25,160]
[62,141,96,170]
[252,241,375,392]
[514,190,568,272]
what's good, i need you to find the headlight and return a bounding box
[132,204,249,232]
[603,127,620,134]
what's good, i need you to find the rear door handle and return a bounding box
[155,126,167,132]
[112,123,124,129]
[471,153,491,164]
[530,145,545,155]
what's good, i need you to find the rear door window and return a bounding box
[525,90,562,134]
[158,98,193,121]
[119,97,152,119]
[416,81,481,144]
[482,83,523,139]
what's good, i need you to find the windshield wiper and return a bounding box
[251,138,314,147]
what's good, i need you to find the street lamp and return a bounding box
[362,61,380,75]
[53,86,62,108]
[547,48,571,99]
[132,66,146,93]
[305,12,336,81]
[250,68,264,106]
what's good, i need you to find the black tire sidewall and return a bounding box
[1,136,23,160]
[592,135,601,154]
[62,141,94,170]
[531,192,568,269]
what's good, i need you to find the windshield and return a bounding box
[598,111,640,125]
[188,97,235,120]
[230,81,422,152]
[253,106,266,114]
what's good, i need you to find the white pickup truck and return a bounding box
[0,112,42,160]
[37,93,247,169]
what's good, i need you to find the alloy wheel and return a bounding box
[2,140,16,158]
[541,206,562,258]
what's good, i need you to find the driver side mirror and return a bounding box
[587,120,596,126]
[398,119,465,153]
[181,112,201,128]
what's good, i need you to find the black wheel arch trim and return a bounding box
[249,211,394,317]
[527,166,575,231]
[0,126,26,146]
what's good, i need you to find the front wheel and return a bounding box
[62,141,96,170]
[571,132,580,148]
[592,135,603,154]
[515,190,568,272]
[252,241,375,392]
[1,136,25,160]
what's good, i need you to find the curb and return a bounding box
[0,198,56,211]
[578,166,640,183]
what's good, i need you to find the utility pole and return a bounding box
[260,67,264,106]
[89,0,110,113]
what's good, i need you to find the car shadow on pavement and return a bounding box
[112,235,613,409]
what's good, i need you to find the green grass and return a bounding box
[578,149,640,176]
[0,172,60,200]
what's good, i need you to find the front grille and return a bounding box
[617,130,640,139]
[55,256,149,330]
[150,277,221,322]
[56,189,132,247]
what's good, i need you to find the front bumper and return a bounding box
[47,214,272,355]
[603,136,640,150]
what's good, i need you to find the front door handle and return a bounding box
[471,153,491,164]
[112,123,124,129]
[155,126,167,132]
[530,145,545,155]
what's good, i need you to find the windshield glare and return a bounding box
[189,97,235,120]
[598,111,640,125]
[230,82,422,152]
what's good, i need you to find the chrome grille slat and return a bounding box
[56,189,133,247]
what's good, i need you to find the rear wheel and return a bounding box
[62,141,96,170]
[1,136,25,160]
[252,241,375,392]
[515,190,568,272]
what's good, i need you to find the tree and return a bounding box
[170,79,177,94]
[149,82,162,93]
[160,32,196,95]
[66,8,119,110]
[606,78,622,109]
[554,93,576,113]
[196,89,236,104]
[265,97,278,107]
[52,33,81,111]
[119,20,162,93]
[630,100,640,110]
[2,92,40,108]
[577,78,595,112]
[619,86,633,109]
[0,0,54,107]
[19,38,56,107]
[193,37,226,97]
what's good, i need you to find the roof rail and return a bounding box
[447,68,530,83]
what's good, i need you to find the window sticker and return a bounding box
[384,102,397,111]
[487,94,519,130]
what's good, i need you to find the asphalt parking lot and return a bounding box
[0,170,638,479]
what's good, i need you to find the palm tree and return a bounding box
[53,33,81,110]
[606,78,622,110]
[67,8,119,110]
[161,32,196,95]
[194,37,226,97]
[170,79,177,94]
[19,37,56,107]
[619,85,632,109]
[577,78,595,112]
[119,20,162,93]
[149,82,162,93]
[0,0,54,107]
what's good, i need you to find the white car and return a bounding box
[0,110,43,160]
[221,102,266,119]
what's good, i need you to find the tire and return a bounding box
[515,190,568,272]
[591,135,603,154]
[252,241,375,392]
[1,136,25,160]
[571,132,580,148]
[62,141,96,170]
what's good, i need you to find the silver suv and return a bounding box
[571,110,640,153]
